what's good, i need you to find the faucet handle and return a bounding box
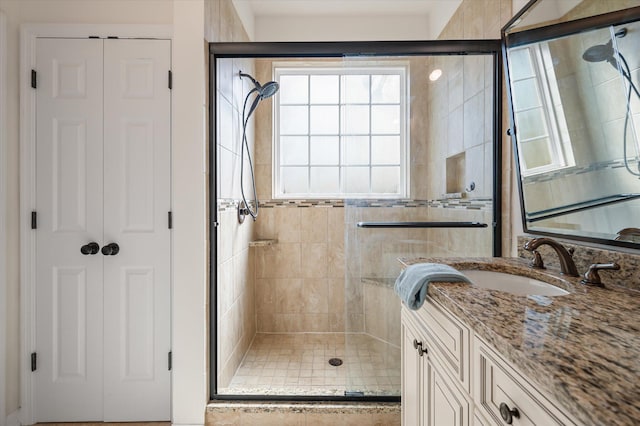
[581,262,621,287]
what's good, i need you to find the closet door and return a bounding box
[35,38,105,422]
[34,37,171,422]
[102,39,171,421]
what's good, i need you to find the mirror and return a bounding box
[504,1,640,247]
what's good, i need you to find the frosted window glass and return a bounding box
[371,105,400,134]
[522,138,553,169]
[344,167,370,193]
[344,136,369,165]
[371,167,400,193]
[516,109,547,140]
[310,75,339,104]
[509,49,534,80]
[310,136,339,165]
[279,75,308,104]
[281,136,308,165]
[310,105,339,134]
[280,106,309,134]
[281,167,308,194]
[371,136,400,165]
[513,79,541,111]
[310,167,340,193]
[342,75,370,103]
[371,74,400,103]
[342,105,370,134]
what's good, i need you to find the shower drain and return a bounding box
[328,358,343,366]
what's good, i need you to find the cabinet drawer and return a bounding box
[417,299,470,392]
[474,337,577,426]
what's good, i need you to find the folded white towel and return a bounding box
[394,263,471,310]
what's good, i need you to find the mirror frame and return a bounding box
[502,1,640,249]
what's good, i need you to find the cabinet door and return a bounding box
[426,357,470,426]
[402,316,423,426]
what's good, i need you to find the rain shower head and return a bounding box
[239,71,280,100]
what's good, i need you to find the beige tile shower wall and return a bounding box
[254,206,345,333]
[207,0,259,388]
[436,0,514,254]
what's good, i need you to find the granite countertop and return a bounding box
[399,257,640,426]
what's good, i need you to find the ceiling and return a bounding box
[232,0,464,41]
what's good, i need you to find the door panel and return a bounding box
[102,39,171,421]
[35,38,104,422]
[35,37,170,422]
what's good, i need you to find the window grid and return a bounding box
[274,65,408,199]
[509,45,574,176]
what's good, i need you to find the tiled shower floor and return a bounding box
[219,333,401,396]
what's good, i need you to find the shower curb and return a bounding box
[206,400,400,425]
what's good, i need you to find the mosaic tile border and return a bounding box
[218,198,493,211]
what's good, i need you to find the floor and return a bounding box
[218,333,401,396]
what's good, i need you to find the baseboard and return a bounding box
[6,410,20,426]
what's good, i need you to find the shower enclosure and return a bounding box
[210,41,502,401]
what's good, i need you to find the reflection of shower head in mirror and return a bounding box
[582,28,627,70]
[581,27,640,178]
[582,40,619,68]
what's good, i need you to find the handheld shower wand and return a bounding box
[237,71,280,222]
[582,28,640,177]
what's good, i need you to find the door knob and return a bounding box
[80,242,100,255]
[101,242,120,256]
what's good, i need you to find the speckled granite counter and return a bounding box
[399,257,640,426]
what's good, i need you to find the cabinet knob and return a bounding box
[412,338,427,356]
[101,242,120,256]
[80,242,100,255]
[499,402,520,424]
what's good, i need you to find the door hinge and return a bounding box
[31,211,37,229]
[168,211,173,229]
[168,70,173,90]
[31,352,37,372]
[31,70,37,89]
[168,351,172,371]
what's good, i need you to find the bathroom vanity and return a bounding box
[399,257,640,426]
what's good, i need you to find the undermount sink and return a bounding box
[461,270,570,296]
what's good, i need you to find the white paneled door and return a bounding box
[35,38,171,422]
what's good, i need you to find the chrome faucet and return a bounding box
[523,237,579,277]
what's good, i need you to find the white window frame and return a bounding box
[510,44,575,176]
[272,61,410,199]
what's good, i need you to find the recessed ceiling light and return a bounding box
[429,69,442,81]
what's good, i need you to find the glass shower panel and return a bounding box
[342,53,496,397]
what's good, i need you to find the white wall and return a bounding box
[1,1,207,424]
[0,9,7,426]
[171,1,207,424]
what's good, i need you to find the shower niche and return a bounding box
[504,1,640,247]
[210,42,501,401]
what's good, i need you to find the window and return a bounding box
[273,63,409,198]
[509,44,575,176]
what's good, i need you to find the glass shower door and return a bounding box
[342,52,497,397]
